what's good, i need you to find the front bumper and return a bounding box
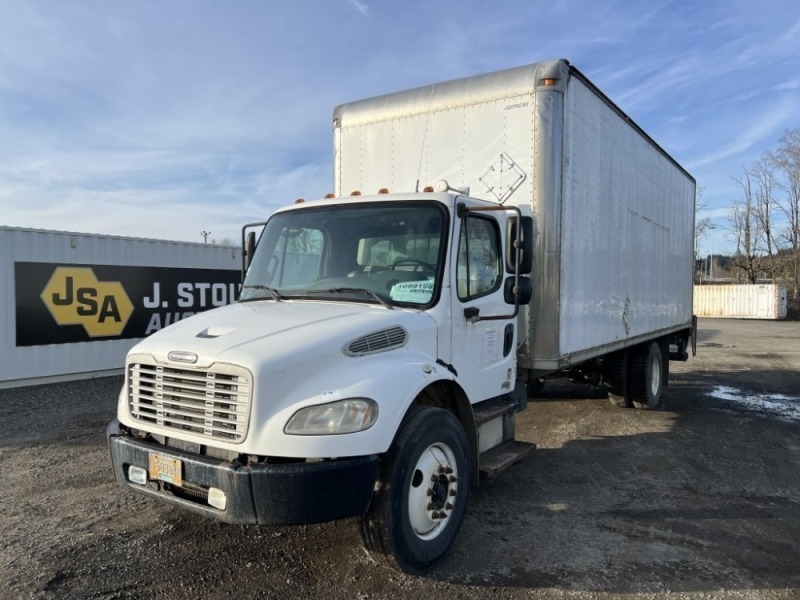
[107,420,380,525]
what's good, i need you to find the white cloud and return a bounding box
[688,98,797,169]
[0,0,799,251]
[774,80,800,91]
[347,0,369,17]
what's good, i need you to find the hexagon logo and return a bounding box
[40,267,134,337]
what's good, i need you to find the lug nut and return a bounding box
[448,475,457,483]
[446,502,454,510]
[449,489,456,496]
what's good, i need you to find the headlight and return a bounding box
[284,398,379,435]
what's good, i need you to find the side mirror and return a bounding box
[504,276,532,305]
[505,216,533,274]
[244,231,256,272]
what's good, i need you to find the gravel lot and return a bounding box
[1,317,799,600]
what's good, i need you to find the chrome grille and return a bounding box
[345,326,408,356]
[128,359,252,443]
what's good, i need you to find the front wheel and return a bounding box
[359,406,470,574]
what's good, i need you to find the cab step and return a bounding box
[479,440,536,478]
[472,398,515,426]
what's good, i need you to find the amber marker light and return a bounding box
[378,188,390,194]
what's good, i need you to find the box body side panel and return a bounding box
[556,77,696,358]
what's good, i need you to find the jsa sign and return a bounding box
[15,262,240,347]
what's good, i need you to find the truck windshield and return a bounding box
[240,201,447,308]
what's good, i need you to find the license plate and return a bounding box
[148,453,183,486]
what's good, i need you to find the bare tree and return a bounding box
[211,237,239,247]
[772,128,800,300]
[694,186,712,254]
[749,156,778,280]
[693,187,714,283]
[730,172,762,283]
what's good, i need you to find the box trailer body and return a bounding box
[694,284,788,320]
[108,59,696,574]
[333,59,696,376]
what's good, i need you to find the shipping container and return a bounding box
[1,226,241,388]
[694,284,788,320]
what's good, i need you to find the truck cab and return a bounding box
[108,190,534,573]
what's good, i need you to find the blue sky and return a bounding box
[1,1,799,255]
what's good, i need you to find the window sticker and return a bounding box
[482,328,499,367]
[389,280,434,303]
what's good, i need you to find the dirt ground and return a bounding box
[1,318,799,600]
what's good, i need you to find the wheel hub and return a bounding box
[408,443,458,540]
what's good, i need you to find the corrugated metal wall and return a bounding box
[1,226,242,388]
[694,284,787,320]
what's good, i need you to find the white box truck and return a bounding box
[108,59,696,573]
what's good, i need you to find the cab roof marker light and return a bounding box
[294,198,305,204]
[423,186,434,192]
[324,193,336,199]
[378,188,390,194]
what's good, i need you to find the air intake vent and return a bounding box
[345,326,408,356]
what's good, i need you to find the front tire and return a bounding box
[360,406,470,574]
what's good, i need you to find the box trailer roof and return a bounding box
[333,58,694,183]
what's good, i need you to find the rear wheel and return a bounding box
[629,342,663,410]
[360,406,470,574]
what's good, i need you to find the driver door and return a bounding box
[449,210,516,403]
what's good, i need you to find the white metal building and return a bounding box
[1,226,241,388]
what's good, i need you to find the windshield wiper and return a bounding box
[306,287,394,309]
[239,284,284,302]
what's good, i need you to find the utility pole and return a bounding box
[201,231,211,244]
[708,225,717,281]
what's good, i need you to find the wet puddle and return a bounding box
[709,386,800,421]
